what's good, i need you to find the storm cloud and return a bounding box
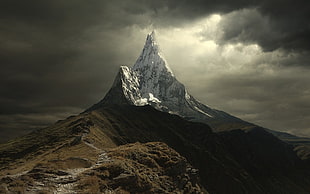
[0,0,309,142]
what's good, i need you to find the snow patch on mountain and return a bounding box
[194,106,214,118]
[148,93,161,104]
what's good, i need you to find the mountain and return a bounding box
[87,31,253,131]
[1,31,310,194]
[88,31,310,145]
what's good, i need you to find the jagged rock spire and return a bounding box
[132,31,174,76]
[87,31,245,130]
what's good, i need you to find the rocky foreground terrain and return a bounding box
[1,141,204,193]
[0,108,206,193]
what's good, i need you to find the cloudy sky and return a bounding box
[1,0,309,142]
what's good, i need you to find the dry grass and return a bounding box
[76,142,203,193]
[0,107,205,193]
[77,175,106,194]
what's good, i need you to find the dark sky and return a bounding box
[1,0,310,142]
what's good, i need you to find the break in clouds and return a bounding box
[0,0,309,142]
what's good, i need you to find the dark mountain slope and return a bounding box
[2,105,309,193]
[91,105,310,194]
[219,127,310,193]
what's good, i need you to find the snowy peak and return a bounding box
[130,31,177,103]
[136,31,159,61]
[132,31,174,77]
[144,31,159,53]
[89,31,245,129]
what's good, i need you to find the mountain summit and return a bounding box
[132,30,174,77]
[88,31,249,130]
